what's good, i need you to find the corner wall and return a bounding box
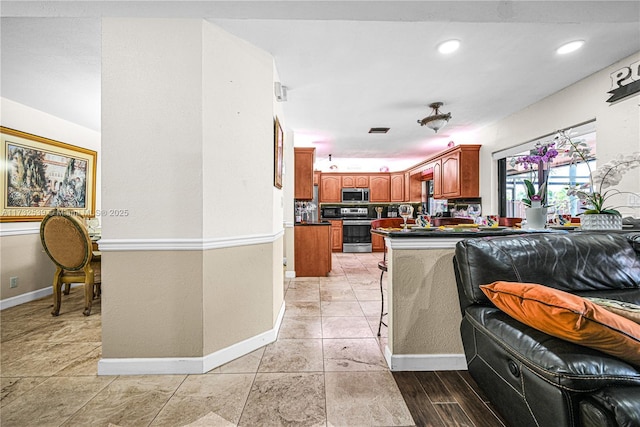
[99,18,284,374]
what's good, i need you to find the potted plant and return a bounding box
[555,130,640,229]
[512,142,558,229]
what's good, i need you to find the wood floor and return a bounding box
[393,370,509,427]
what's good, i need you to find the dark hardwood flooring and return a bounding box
[393,370,509,427]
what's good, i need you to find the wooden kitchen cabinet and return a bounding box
[437,145,480,199]
[390,173,405,202]
[372,232,385,252]
[329,220,343,252]
[319,175,341,203]
[342,175,369,188]
[432,160,442,198]
[369,174,391,202]
[295,224,332,276]
[294,147,315,200]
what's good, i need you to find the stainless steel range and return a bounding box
[341,207,372,253]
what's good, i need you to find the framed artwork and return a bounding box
[1,127,97,222]
[274,116,284,189]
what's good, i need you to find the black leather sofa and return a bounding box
[453,232,640,427]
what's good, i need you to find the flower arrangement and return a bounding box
[555,129,640,216]
[512,141,559,207]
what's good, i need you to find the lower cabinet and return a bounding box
[295,224,332,277]
[329,220,343,252]
[372,232,385,252]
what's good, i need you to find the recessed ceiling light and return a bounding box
[438,40,460,54]
[556,40,585,55]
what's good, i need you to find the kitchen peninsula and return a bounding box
[373,227,551,371]
[294,221,332,277]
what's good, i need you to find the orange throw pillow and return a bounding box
[480,281,640,366]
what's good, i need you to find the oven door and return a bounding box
[342,220,372,253]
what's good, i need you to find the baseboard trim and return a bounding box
[0,286,53,310]
[0,283,83,310]
[285,271,296,278]
[97,302,286,375]
[384,346,467,371]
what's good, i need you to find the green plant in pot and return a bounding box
[555,130,640,229]
[512,141,558,229]
[521,179,549,229]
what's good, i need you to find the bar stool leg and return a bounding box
[377,268,387,337]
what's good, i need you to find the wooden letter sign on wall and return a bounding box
[607,60,640,103]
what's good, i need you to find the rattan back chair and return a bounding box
[40,209,101,316]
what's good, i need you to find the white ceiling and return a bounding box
[2,1,639,171]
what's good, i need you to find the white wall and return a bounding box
[478,52,640,218]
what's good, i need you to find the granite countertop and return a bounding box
[372,226,557,238]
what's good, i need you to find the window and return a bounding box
[496,122,596,218]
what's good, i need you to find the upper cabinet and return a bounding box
[294,147,315,200]
[390,173,405,202]
[316,144,480,204]
[432,160,442,199]
[369,174,391,202]
[434,145,480,199]
[319,175,341,203]
[342,175,369,188]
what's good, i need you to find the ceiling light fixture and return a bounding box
[556,40,585,55]
[417,102,452,133]
[438,39,460,54]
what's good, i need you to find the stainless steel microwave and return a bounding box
[342,188,369,203]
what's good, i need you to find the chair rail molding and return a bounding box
[98,229,285,251]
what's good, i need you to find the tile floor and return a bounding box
[1,252,417,426]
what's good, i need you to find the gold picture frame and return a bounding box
[274,116,284,189]
[1,127,97,222]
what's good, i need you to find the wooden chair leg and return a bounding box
[83,277,94,316]
[51,269,63,316]
[63,282,71,295]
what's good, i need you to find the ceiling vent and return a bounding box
[368,127,390,134]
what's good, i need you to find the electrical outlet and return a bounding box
[10,276,18,288]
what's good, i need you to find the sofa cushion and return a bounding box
[480,281,640,366]
[454,233,640,312]
[585,297,640,324]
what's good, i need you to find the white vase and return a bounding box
[581,214,623,230]
[525,207,548,229]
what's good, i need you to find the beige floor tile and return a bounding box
[209,347,265,374]
[19,318,102,343]
[1,340,101,377]
[239,372,325,427]
[321,301,365,317]
[359,300,383,318]
[284,301,321,317]
[325,371,413,426]
[61,375,186,427]
[278,316,322,339]
[322,316,375,339]
[323,338,387,371]
[320,287,357,302]
[354,288,383,301]
[285,287,320,302]
[287,281,321,291]
[1,376,114,427]
[55,346,102,376]
[258,339,324,372]
[150,374,254,426]
[0,376,47,407]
